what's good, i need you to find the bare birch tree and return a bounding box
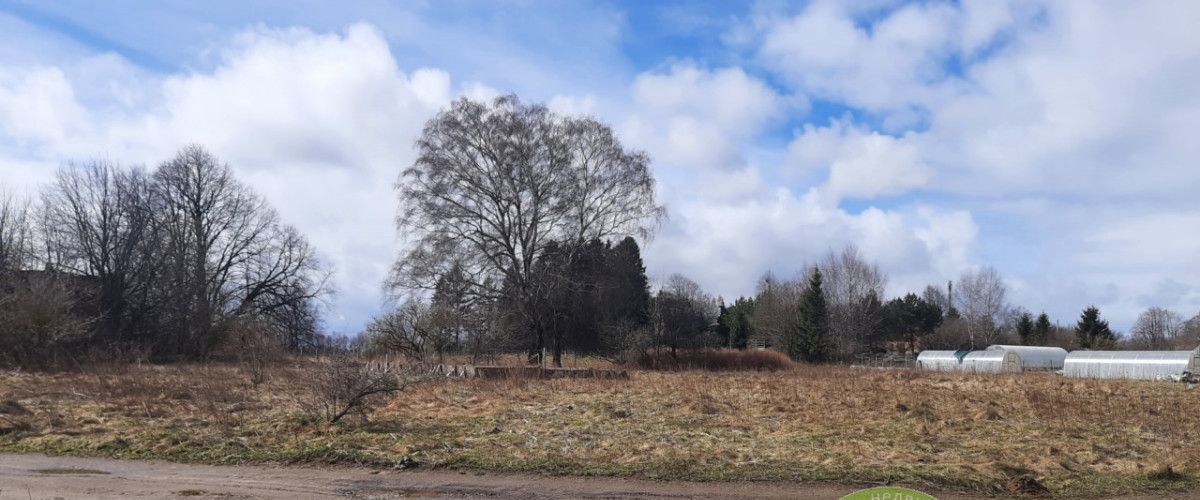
[391,95,662,363]
[750,270,802,350]
[819,244,887,356]
[1131,307,1184,349]
[955,267,1010,347]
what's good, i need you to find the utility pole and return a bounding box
[946,280,953,313]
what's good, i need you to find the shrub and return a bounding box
[214,315,287,386]
[635,348,795,372]
[0,271,94,369]
[303,353,426,424]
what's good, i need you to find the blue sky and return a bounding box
[2,0,1200,334]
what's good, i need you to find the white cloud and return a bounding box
[924,2,1200,200]
[644,182,979,300]
[758,0,961,114]
[613,62,968,302]
[786,119,931,200]
[0,67,92,153]
[623,63,792,171]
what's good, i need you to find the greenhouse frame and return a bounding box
[986,345,1068,370]
[961,349,1022,373]
[1062,348,1200,380]
[917,349,1022,373]
[915,350,966,371]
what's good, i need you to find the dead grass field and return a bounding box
[1,361,1197,497]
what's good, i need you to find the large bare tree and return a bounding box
[954,267,1011,347]
[392,95,662,363]
[1181,312,1200,349]
[153,145,326,356]
[818,244,887,357]
[749,270,804,350]
[40,162,161,343]
[1130,306,1184,349]
[651,273,717,355]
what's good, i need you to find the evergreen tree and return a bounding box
[606,237,651,327]
[789,268,831,362]
[1075,306,1115,349]
[531,236,653,364]
[724,297,755,349]
[1033,312,1051,345]
[715,299,731,347]
[884,293,943,352]
[1015,312,1035,345]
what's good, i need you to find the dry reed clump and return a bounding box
[1,362,1198,497]
[635,349,795,371]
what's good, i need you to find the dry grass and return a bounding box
[1,361,1197,497]
[635,348,795,371]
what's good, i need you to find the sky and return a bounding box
[2,0,1199,335]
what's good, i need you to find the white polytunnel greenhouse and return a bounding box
[1062,348,1200,380]
[916,350,967,371]
[961,349,1022,373]
[986,345,1068,370]
[918,349,1023,373]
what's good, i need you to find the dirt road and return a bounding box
[0,453,964,499]
[0,453,1192,499]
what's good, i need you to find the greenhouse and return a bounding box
[986,345,1068,370]
[916,350,967,371]
[917,349,1022,373]
[1062,348,1200,380]
[961,349,1022,373]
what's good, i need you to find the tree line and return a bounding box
[6,94,1198,370]
[712,254,1200,361]
[0,146,328,368]
[368,95,1200,366]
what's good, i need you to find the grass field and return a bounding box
[1,361,1196,497]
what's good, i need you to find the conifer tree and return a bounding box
[724,297,754,349]
[1075,306,1115,349]
[715,300,731,347]
[1033,312,1051,345]
[884,293,943,352]
[1016,312,1035,345]
[789,268,831,362]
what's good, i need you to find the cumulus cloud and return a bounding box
[786,119,931,200]
[757,0,962,115]
[610,61,972,299]
[622,63,793,171]
[0,67,92,155]
[644,183,979,300]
